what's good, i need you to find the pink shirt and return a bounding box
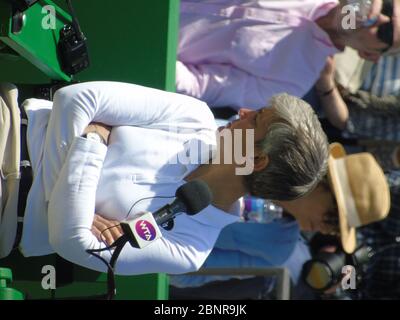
[177,0,339,109]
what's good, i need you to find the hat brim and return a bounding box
[328,143,357,254]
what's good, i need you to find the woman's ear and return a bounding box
[254,153,269,172]
[238,108,253,119]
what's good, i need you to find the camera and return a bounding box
[301,233,373,297]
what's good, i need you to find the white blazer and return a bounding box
[20,82,239,275]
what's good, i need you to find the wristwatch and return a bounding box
[83,131,106,145]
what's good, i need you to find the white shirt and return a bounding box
[20,81,239,275]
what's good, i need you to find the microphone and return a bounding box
[154,179,213,225]
[120,180,212,249]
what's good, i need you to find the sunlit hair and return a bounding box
[244,93,329,201]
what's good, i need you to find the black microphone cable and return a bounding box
[124,195,175,220]
[86,235,128,300]
[55,234,128,300]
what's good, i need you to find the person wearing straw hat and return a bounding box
[291,143,400,298]
[276,142,390,253]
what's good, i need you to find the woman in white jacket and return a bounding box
[1,81,328,275]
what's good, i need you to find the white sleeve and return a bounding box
[42,81,214,201]
[47,137,218,274]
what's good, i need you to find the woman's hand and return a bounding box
[315,56,349,130]
[83,122,112,145]
[91,214,124,246]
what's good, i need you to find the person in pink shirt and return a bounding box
[177,0,400,109]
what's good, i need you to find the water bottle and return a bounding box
[346,0,377,27]
[242,196,283,223]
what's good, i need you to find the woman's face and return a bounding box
[227,107,275,142]
[276,183,339,235]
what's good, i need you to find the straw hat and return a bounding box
[328,143,391,253]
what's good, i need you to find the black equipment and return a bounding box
[301,234,373,292]
[57,0,90,76]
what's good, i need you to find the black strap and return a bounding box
[66,0,85,42]
[13,115,33,249]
